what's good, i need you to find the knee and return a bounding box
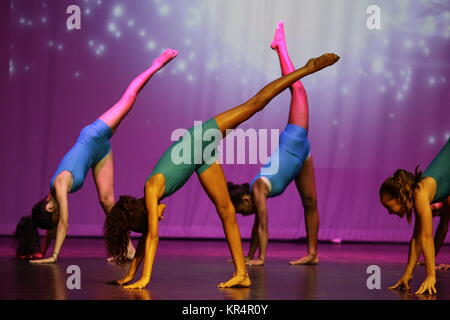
[251,93,271,111]
[216,203,237,224]
[99,194,115,211]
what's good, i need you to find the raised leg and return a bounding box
[98,49,178,134]
[271,20,309,130]
[213,53,338,135]
[290,156,319,265]
[197,162,251,288]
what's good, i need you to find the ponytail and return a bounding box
[14,216,40,257]
[380,166,423,223]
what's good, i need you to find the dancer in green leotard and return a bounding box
[104,53,340,289]
[380,138,450,295]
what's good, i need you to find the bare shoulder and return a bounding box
[252,178,269,199]
[53,171,72,190]
[145,173,165,198]
[148,173,165,185]
[417,177,437,200]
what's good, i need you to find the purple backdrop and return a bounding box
[2,0,450,243]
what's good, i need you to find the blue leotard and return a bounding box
[50,119,112,193]
[250,124,310,198]
[422,137,450,203]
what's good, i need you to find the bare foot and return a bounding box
[270,20,286,51]
[246,258,264,266]
[217,272,251,288]
[289,254,319,265]
[152,48,178,70]
[305,53,340,72]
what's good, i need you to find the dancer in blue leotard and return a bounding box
[14,49,178,262]
[227,21,322,266]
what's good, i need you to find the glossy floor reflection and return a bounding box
[0,237,449,300]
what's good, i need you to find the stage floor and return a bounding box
[0,237,449,300]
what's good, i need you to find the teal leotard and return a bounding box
[147,118,221,198]
[50,119,112,193]
[250,124,310,198]
[422,137,450,203]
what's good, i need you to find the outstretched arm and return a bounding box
[123,177,164,289]
[390,219,421,290]
[414,190,437,295]
[247,215,259,260]
[116,233,146,285]
[31,182,70,264]
[247,183,269,266]
[41,228,57,256]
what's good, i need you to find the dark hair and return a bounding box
[227,182,252,216]
[104,195,147,265]
[380,166,423,223]
[14,198,57,257]
[14,216,40,257]
[31,199,57,230]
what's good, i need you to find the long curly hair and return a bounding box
[104,195,147,265]
[14,216,40,257]
[380,166,423,223]
[14,198,57,257]
[227,182,252,216]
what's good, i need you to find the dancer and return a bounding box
[104,51,340,289]
[227,21,321,266]
[14,49,178,263]
[380,138,450,295]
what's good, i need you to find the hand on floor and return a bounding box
[415,276,437,295]
[115,274,135,286]
[389,273,412,291]
[436,264,450,270]
[123,278,149,290]
[29,256,57,264]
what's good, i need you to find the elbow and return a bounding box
[420,233,433,242]
[59,220,69,229]
[258,223,268,233]
[147,233,159,242]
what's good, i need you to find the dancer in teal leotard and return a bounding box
[380,138,450,295]
[227,22,322,267]
[104,49,339,289]
[14,49,178,262]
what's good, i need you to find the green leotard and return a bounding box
[422,137,450,203]
[147,118,222,198]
